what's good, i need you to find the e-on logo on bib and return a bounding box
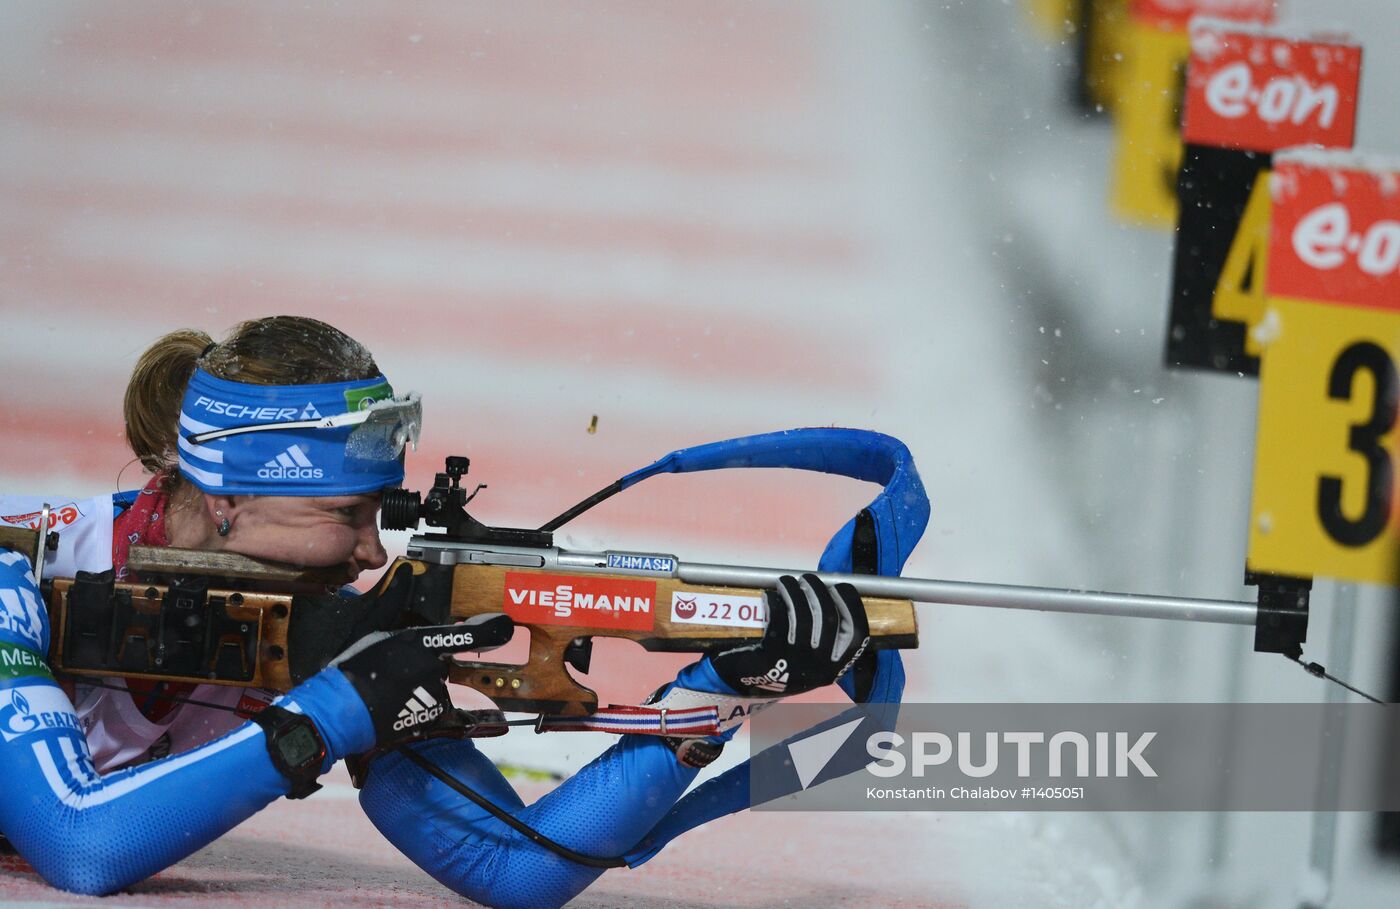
[0,502,85,532]
[503,572,656,632]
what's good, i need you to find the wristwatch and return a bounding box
[642,683,727,768]
[664,736,725,769]
[250,705,326,799]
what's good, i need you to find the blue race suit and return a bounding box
[359,659,737,909]
[358,428,928,909]
[0,502,376,895]
[0,494,732,904]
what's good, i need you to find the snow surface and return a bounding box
[1,1,1399,907]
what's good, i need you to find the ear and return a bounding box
[204,494,241,526]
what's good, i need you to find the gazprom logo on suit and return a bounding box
[0,686,80,741]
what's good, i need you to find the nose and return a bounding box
[354,523,389,572]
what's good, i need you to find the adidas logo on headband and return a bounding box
[258,445,325,481]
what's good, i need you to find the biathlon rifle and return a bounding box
[24,456,1349,723]
[29,456,922,719]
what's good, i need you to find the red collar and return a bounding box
[112,472,173,582]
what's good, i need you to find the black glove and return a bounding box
[330,614,513,747]
[709,573,870,698]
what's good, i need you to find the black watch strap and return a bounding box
[250,705,326,799]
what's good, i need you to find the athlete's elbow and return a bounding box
[453,885,574,909]
[30,856,132,897]
[446,850,604,909]
[21,829,151,896]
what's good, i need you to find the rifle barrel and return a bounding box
[679,563,1257,627]
[407,538,1258,628]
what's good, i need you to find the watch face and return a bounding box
[279,723,323,768]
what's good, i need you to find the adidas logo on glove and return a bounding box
[258,444,324,481]
[392,686,445,732]
[422,631,474,649]
[740,658,790,693]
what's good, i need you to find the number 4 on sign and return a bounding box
[1162,24,1360,375]
[1213,173,1271,357]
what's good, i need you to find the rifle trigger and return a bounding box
[564,637,592,674]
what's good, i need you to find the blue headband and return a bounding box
[177,368,414,496]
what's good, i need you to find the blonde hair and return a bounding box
[123,316,381,479]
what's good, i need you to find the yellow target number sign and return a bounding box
[1025,0,1077,41]
[1213,173,1271,357]
[1249,153,1400,586]
[1111,20,1187,225]
[1110,0,1276,226]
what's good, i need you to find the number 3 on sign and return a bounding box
[1251,302,1400,583]
[1318,341,1398,547]
[1248,153,1400,587]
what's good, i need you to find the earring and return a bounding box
[216,512,231,537]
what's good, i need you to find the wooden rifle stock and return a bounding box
[39,546,918,718]
[441,561,919,716]
[47,576,300,689]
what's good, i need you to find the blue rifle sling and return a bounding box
[619,427,929,864]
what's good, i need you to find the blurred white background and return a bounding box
[2,2,1398,906]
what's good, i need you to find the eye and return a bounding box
[336,505,360,519]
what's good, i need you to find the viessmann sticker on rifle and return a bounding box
[502,572,657,631]
[670,591,768,630]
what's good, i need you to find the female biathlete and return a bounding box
[0,316,871,908]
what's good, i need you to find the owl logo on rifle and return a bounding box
[673,596,698,619]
